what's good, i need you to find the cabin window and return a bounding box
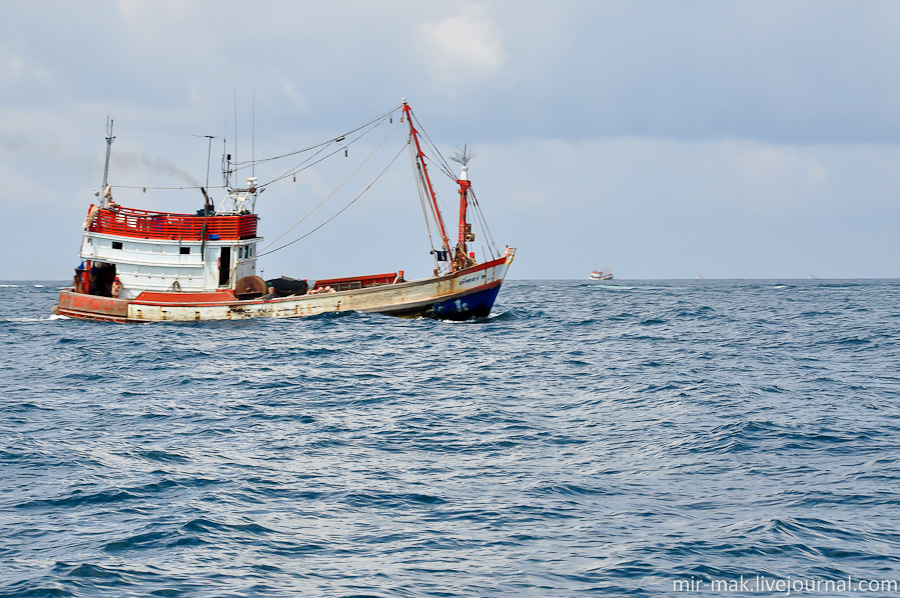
[180,247,190,255]
[112,241,123,250]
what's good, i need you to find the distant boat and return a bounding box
[589,267,613,281]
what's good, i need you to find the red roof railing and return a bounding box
[86,205,257,241]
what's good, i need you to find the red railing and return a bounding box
[313,272,401,291]
[86,205,257,241]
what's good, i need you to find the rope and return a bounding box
[108,104,403,193]
[259,114,391,189]
[406,108,501,259]
[469,190,498,260]
[254,141,408,259]
[260,142,335,188]
[110,185,226,190]
[410,111,456,181]
[257,118,403,253]
[408,140,440,270]
[232,105,402,169]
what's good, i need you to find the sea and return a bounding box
[2,279,900,597]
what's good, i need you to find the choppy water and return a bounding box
[2,279,900,597]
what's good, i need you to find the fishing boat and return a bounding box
[589,267,613,281]
[54,101,515,322]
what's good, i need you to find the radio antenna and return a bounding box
[252,87,256,178]
[100,117,115,207]
[192,134,217,188]
[450,144,474,166]
[233,87,238,185]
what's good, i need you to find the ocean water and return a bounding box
[2,279,900,597]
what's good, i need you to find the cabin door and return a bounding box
[218,247,231,287]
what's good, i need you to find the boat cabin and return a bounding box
[77,186,262,300]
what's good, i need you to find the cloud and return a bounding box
[0,44,26,81]
[0,43,52,88]
[116,0,189,25]
[0,130,98,200]
[417,5,506,88]
[263,66,309,114]
[731,144,828,192]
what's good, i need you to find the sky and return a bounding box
[2,0,900,280]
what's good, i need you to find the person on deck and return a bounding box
[111,277,123,298]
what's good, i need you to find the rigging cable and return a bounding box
[411,136,446,250]
[409,112,456,180]
[405,112,454,243]
[254,117,404,257]
[110,185,226,190]
[231,105,402,172]
[406,110,500,257]
[407,138,441,271]
[259,112,394,189]
[468,189,499,260]
[253,142,408,260]
[105,106,404,195]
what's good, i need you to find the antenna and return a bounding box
[252,87,256,178]
[100,117,115,208]
[450,144,474,167]
[193,134,217,188]
[233,87,238,184]
[221,135,230,188]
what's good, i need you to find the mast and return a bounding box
[100,118,115,208]
[458,167,469,245]
[451,143,474,270]
[402,101,452,266]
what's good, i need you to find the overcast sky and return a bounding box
[2,0,900,280]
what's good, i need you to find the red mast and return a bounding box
[457,169,470,249]
[403,101,452,268]
[450,142,476,271]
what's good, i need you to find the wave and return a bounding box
[3,279,900,596]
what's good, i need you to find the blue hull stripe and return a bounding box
[428,285,502,320]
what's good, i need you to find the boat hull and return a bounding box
[55,254,513,322]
